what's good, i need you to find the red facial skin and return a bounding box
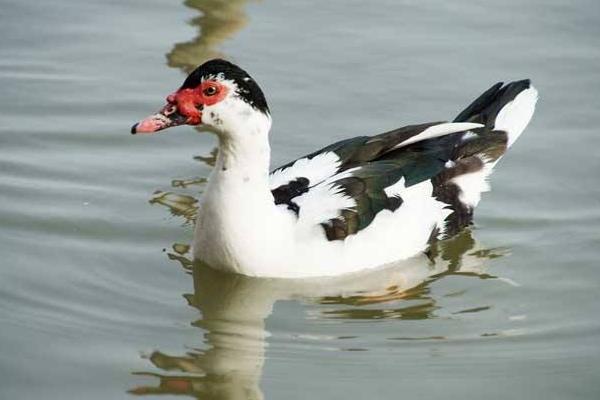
[172,81,230,123]
[132,80,229,134]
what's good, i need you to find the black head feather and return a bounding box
[181,59,270,115]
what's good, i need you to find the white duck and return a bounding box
[132,59,537,278]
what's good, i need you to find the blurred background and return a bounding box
[1,0,599,399]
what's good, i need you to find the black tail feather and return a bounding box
[454,79,532,128]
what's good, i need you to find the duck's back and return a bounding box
[265,80,537,277]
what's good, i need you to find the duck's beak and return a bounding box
[131,103,189,134]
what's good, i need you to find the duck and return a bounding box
[131,59,537,278]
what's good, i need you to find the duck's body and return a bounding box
[133,60,537,278]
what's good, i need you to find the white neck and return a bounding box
[203,96,273,185]
[209,108,273,200]
[194,109,292,273]
[214,124,271,184]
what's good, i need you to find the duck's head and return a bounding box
[131,59,270,136]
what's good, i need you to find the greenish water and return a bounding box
[1,0,600,399]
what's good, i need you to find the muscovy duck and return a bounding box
[132,59,537,278]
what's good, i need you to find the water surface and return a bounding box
[1,0,600,399]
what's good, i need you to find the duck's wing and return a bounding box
[269,121,482,208]
[270,79,538,241]
[269,122,483,239]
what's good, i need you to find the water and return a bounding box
[1,0,599,398]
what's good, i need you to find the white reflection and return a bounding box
[131,230,503,399]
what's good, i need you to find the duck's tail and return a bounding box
[454,79,538,147]
[431,81,538,237]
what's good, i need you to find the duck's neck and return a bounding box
[211,112,272,193]
[196,111,288,271]
[214,132,270,185]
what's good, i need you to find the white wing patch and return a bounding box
[269,151,340,189]
[293,181,356,227]
[494,86,538,147]
[392,122,483,150]
[292,166,359,225]
[451,155,494,208]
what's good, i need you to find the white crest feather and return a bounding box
[393,122,483,150]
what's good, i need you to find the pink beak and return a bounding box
[131,102,189,134]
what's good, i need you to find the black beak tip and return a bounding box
[130,123,138,135]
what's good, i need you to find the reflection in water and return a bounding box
[150,191,198,224]
[131,210,505,398]
[312,230,503,321]
[132,262,270,399]
[166,0,252,73]
[193,147,218,167]
[147,148,216,225]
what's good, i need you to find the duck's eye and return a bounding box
[203,86,218,96]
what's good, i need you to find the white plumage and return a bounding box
[269,152,341,189]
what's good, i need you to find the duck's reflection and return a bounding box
[130,228,504,398]
[166,0,252,73]
[148,147,215,225]
[131,261,269,399]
